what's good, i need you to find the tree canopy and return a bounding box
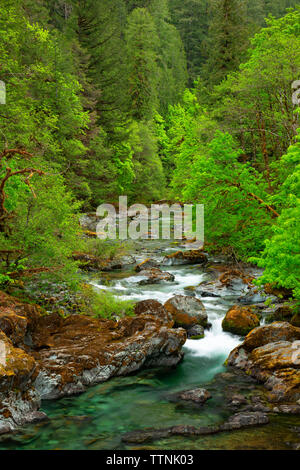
[0,0,299,302]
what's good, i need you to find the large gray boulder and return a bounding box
[164,295,208,329]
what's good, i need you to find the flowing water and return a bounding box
[0,242,299,450]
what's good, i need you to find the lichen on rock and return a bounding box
[227,322,300,403]
[0,291,187,434]
[164,295,208,329]
[222,305,260,336]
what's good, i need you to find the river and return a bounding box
[0,241,299,450]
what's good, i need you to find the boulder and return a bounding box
[135,259,160,272]
[272,404,300,415]
[0,308,28,346]
[186,324,204,339]
[219,269,254,287]
[73,252,136,272]
[122,412,269,444]
[227,322,300,403]
[137,268,175,286]
[264,284,293,300]
[134,300,174,327]
[291,313,300,327]
[242,322,300,351]
[31,314,186,400]
[196,287,221,298]
[0,292,41,330]
[0,291,187,433]
[178,388,211,404]
[264,304,294,323]
[196,268,251,299]
[227,394,249,408]
[222,305,260,336]
[162,250,208,266]
[0,331,41,434]
[101,255,136,272]
[219,412,269,431]
[164,295,207,329]
[238,290,269,305]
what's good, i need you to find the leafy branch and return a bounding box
[0,148,45,224]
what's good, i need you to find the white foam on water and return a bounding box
[91,264,242,361]
[90,281,109,290]
[185,317,240,359]
[120,289,173,304]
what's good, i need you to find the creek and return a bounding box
[0,241,299,450]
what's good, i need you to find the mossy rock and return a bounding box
[184,286,196,293]
[291,313,300,328]
[164,295,207,330]
[190,334,204,340]
[222,305,260,336]
[266,305,294,324]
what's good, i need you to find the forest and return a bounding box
[0,0,299,301]
[0,0,299,452]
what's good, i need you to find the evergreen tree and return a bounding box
[72,0,128,133]
[203,0,249,85]
[148,0,187,113]
[125,8,159,121]
[170,0,209,84]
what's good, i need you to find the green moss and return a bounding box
[190,334,204,340]
[222,319,256,337]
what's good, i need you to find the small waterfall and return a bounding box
[92,264,242,363]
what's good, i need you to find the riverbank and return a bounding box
[0,240,299,450]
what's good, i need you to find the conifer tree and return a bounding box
[125,7,159,121]
[203,0,249,86]
[72,0,128,133]
[170,0,209,84]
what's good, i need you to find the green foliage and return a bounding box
[170,0,209,84]
[1,0,300,304]
[175,131,274,258]
[213,7,300,173]
[203,0,249,86]
[84,238,132,261]
[71,0,129,132]
[167,88,216,193]
[77,284,134,319]
[0,170,83,289]
[148,0,188,113]
[251,133,300,301]
[125,8,159,121]
[0,0,89,195]
[128,121,166,202]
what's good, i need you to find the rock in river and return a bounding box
[164,295,208,329]
[222,305,260,336]
[186,324,204,339]
[134,300,174,327]
[178,388,211,404]
[162,250,208,266]
[73,252,136,272]
[0,291,186,433]
[122,412,269,444]
[0,330,43,435]
[227,322,300,403]
[137,268,175,286]
[135,258,160,272]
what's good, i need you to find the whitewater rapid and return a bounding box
[91,265,241,361]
